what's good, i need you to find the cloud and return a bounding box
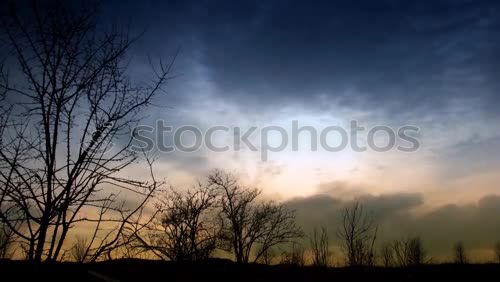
[316,181,372,200]
[96,0,500,118]
[185,0,500,117]
[284,192,500,261]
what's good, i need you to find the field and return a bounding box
[1,259,500,282]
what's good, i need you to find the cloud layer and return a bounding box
[285,191,500,262]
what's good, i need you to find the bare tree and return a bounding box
[208,170,302,263]
[279,242,305,266]
[494,241,500,263]
[0,60,16,260]
[392,236,427,267]
[453,241,468,264]
[110,233,148,260]
[380,242,394,267]
[0,1,170,262]
[337,202,378,267]
[310,226,330,267]
[137,184,220,261]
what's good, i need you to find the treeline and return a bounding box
[0,169,302,263]
[3,169,500,266]
[123,169,303,264]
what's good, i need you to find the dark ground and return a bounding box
[1,259,500,281]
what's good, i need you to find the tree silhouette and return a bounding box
[279,242,306,266]
[337,202,377,267]
[494,241,500,263]
[392,236,427,266]
[453,241,468,264]
[137,184,220,261]
[309,226,330,267]
[0,1,169,262]
[380,242,394,267]
[208,169,302,263]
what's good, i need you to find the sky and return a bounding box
[95,0,500,260]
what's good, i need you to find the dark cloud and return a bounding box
[285,192,500,261]
[285,191,422,230]
[93,0,500,118]
[407,195,500,255]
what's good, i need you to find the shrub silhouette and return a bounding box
[392,236,427,267]
[453,241,468,264]
[310,226,331,267]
